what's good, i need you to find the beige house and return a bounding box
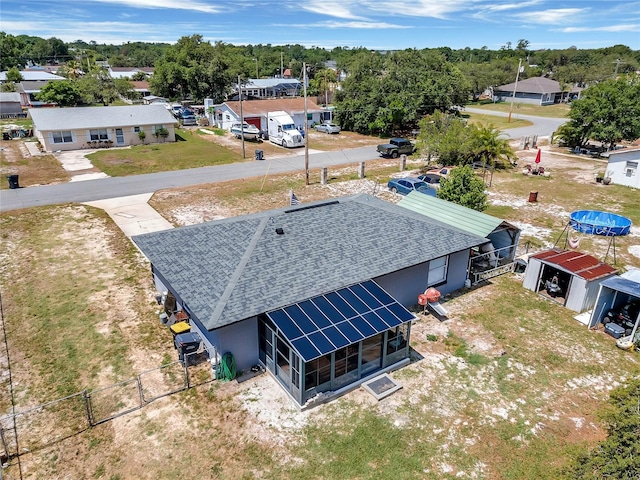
[29,105,178,152]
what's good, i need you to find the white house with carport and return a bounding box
[522,249,617,312]
[132,194,486,408]
[602,146,640,189]
[207,97,326,134]
[29,105,178,152]
[588,269,640,342]
[397,192,521,284]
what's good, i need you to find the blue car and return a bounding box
[387,177,436,197]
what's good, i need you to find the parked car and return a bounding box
[377,138,415,158]
[428,166,455,176]
[387,177,436,197]
[417,173,442,188]
[315,121,341,134]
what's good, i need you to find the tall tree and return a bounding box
[36,80,82,106]
[556,74,640,149]
[437,165,488,211]
[468,124,516,168]
[0,33,26,70]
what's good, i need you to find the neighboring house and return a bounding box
[522,249,617,312]
[208,97,326,133]
[397,191,521,284]
[235,78,302,100]
[132,194,486,408]
[0,71,66,108]
[0,92,23,117]
[29,105,178,152]
[603,146,640,189]
[493,77,580,105]
[108,66,154,79]
[131,81,151,98]
[142,95,167,105]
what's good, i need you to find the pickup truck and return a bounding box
[377,137,416,158]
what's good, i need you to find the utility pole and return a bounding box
[508,58,523,123]
[324,70,328,106]
[280,52,284,78]
[613,59,625,77]
[303,62,309,186]
[253,58,258,78]
[238,75,245,159]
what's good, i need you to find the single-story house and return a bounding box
[29,105,178,152]
[603,146,640,189]
[588,270,640,340]
[108,66,154,79]
[493,77,580,106]
[0,70,65,83]
[397,191,521,283]
[131,81,151,98]
[208,97,326,133]
[132,194,486,408]
[0,92,23,117]
[522,249,617,312]
[18,80,61,108]
[143,95,167,105]
[236,78,302,99]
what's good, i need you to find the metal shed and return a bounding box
[588,270,640,337]
[522,249,617,312]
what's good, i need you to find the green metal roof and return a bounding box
[398,191,503,238]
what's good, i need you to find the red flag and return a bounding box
[535,148,541,164]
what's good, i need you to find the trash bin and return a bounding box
[6,174,19,189]
[255,149,264,161]
[528,191,538,203]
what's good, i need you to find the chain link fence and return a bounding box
[0,347,215,458]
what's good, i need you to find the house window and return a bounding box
[151,125,164,134]
[625,161,638,176]
[133,126,141,133]
[52,131,73,143]
[428,256,448,285]
[386,323,409,356]
[89,129,109,141]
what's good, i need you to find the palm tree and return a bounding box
[469,124,516,168]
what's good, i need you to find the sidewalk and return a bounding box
[84,193,173,238]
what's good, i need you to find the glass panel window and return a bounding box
[52,131,73,143]
[134,126,141,133]
[386,323,409,356]
[428,256,448,285]
[89,129,108,141]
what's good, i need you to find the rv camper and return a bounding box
[267,111,303,148]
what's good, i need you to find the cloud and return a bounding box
[279,20,412,29]
[512,8,589,25]
[302,1,369,20]
[560,24,640,33]
[92,0,224,14]
[363,0,470,19]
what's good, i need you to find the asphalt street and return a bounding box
[0,112,568,213]
[463,107,567,140]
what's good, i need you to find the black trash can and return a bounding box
[255,149,264,161]
[6,174,19,189]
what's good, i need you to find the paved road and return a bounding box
[0,146,379,212]
[0,110,568,212]
[463,107,567,140]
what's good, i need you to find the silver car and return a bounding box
[314,121,341,134]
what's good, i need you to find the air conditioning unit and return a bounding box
[626,168,635,176]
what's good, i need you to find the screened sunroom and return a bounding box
[258,280,414,406]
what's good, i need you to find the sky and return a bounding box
[2,0,639,51]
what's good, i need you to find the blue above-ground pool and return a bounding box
[570,210,632,236]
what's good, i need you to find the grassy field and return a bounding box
[89,128,248,176]
[466,102,571,118]
[1,148,639,478]
[462,112,533,130]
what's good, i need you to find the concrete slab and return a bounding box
[24,142,43,156]
[71,172,110,182]
[55,149,97,171]
[84,193,174,238]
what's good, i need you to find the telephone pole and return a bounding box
[303,62,309,186]
[238,75,245,159]
[508,58,523,123]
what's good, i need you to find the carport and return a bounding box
[588,271,640,340]
[522,249,617,312]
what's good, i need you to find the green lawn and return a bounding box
[89,128,247,176]
[462,112,533,130]
[465,102,570,118]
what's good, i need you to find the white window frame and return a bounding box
[52,131,73,144]
[133,126,142,133]
[428,256,448,286]
[89,129,109,141]
[625,161,638,176]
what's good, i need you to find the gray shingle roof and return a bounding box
[29,105,178,131]
[495,76,561,94]
[132,194,485,331]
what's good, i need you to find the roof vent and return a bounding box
[275,228,285,235]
